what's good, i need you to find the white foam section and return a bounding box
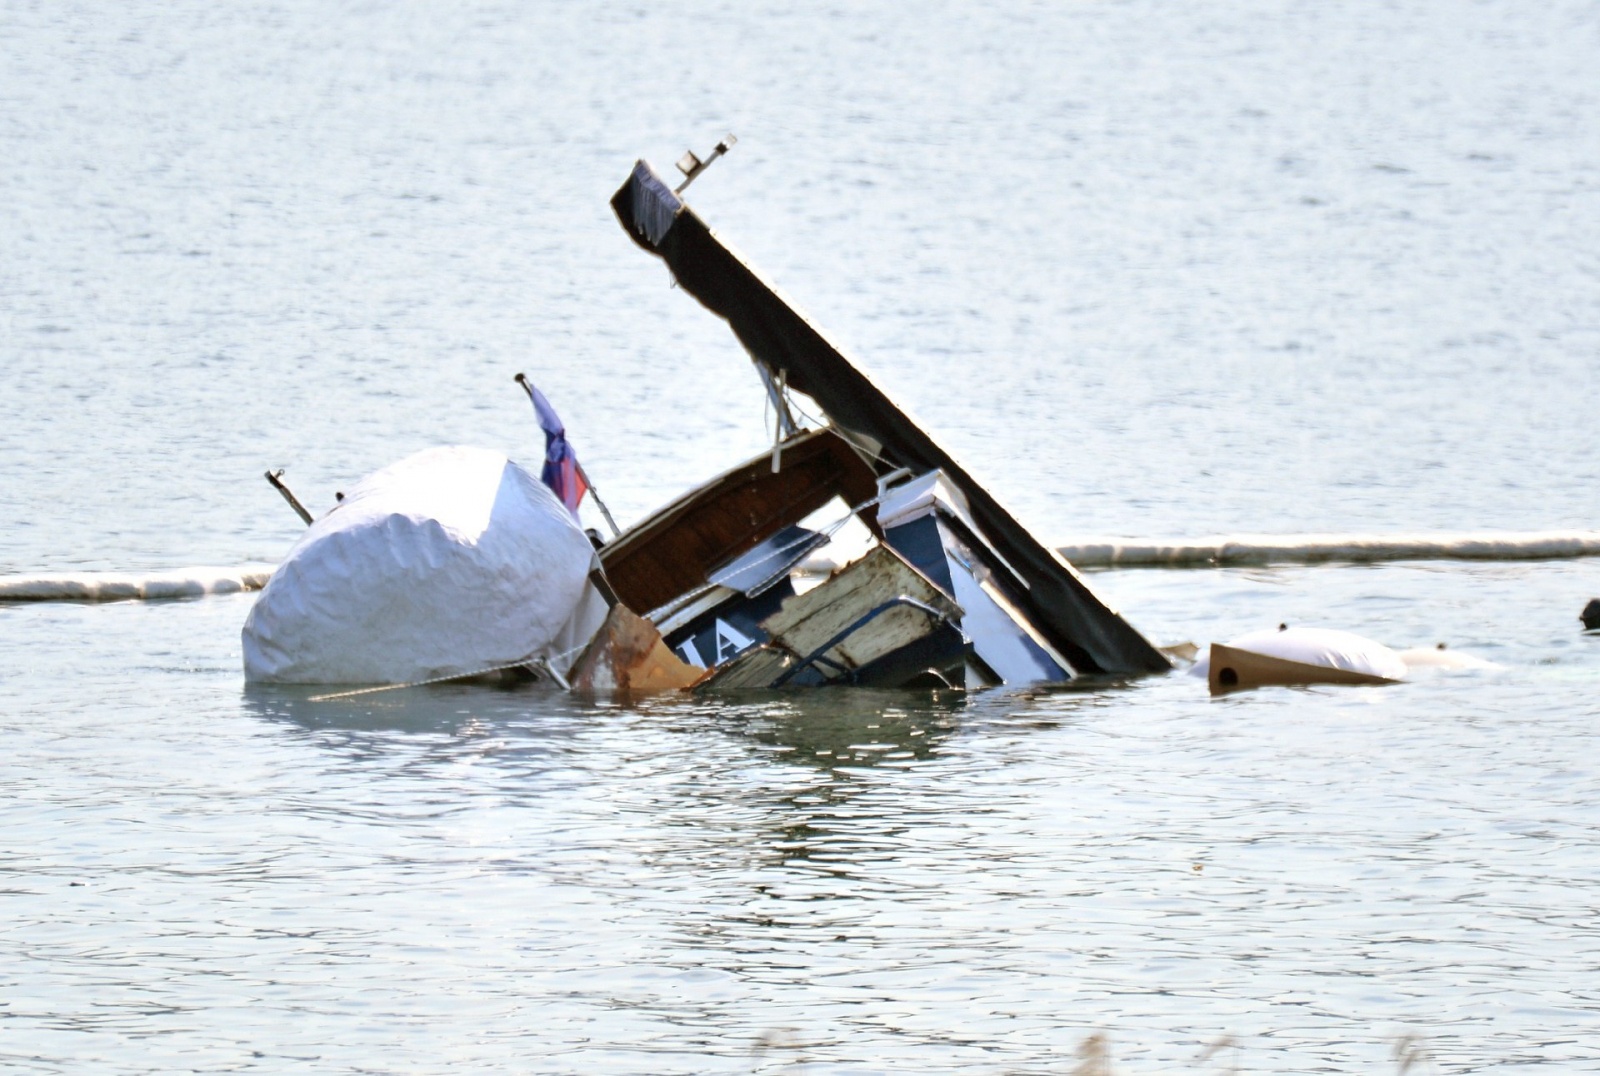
[1059,530,1600,568]
[0,566,275,602]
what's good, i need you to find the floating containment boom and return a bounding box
[0,567,275,603]
[1059,530,1600,569]
[9,529,1599,605]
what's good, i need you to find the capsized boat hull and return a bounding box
[695,544,966,691]
[611,159,1170,678]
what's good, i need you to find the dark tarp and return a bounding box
[612,160,1169,676]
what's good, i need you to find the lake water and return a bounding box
[3,1,1598,1071]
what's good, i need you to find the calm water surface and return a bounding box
[3,1,1598,1071]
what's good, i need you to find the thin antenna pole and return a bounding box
[265,469,314,526]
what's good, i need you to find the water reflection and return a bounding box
[242,680,582,737]
[238,681,602,798]
[711,687,968,770]
[243,679,987,769]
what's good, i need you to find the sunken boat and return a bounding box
[587,156,1172,691]
[245,152,1171,693]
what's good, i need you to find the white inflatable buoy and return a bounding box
[1192,626,1408,694]
[242,446,598,684]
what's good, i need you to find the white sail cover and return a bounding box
[243,446,596,684]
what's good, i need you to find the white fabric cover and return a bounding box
[1189,626,1408,681]
[243,446,595,684]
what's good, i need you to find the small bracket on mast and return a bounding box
[674,134,737,194]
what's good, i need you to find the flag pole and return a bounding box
[514,373,622,539]
[575,460,621,538]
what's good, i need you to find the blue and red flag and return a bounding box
[521,379,588,519]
